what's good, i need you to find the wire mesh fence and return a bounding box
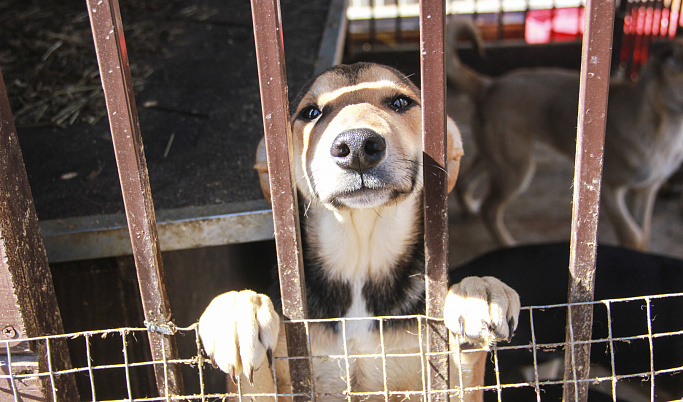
[2,292,681,400]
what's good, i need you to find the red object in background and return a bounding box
[620,0,679,80]
[525,7,584,44]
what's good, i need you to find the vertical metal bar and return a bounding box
[45,338,57,401]
[0,69,80,401]
[249,0,312,399]
[121,330,133,400]
[85,0,183,395]
[550,8,557,42]
[85,333,97,401]
[604,301,617,400]
[669,0,681,37]
[528,309,542,402]
[644,298,655,400]
[4,341,20,401]
[371,0,378,46]
[396,0,403,45]
[419,0,450,400]
[620,0,636,77]
[563,0,615,397]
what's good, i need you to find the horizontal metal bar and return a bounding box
[41,200,274,263]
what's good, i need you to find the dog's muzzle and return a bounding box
[330,129,386,173]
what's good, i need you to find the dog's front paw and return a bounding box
[198,290,280,383]
[444,276,520,348]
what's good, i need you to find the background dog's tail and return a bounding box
[446,18,492,99]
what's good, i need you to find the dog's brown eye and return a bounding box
[300,105,321,120]
[390,96,413,111]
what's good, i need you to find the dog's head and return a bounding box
[255,62,463,210]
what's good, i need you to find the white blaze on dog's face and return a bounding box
[291,63,424,210]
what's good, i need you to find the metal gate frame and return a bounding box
[0,0,620,399]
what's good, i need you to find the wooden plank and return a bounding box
[249,0,312,399]
[563,0,615,399]
[419,0,450,400]
[0,69,79,400]
[85,0,183,395]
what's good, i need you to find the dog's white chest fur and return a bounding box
[311,195,421,283]
[298,196,426,394]
[345,281,373,333]
[295,309,426,400]
[301,320,425,399]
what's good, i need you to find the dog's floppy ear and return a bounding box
[446,116,464,193]
[254,137,272,204]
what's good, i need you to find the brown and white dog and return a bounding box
[198,63,520,400]
[448,21,683,250]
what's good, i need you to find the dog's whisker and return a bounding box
[424,160,448,174]
[304,199,312,217]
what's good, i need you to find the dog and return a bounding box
[451,242,683,401]
[447,20,683,250]
[197,62,521,400]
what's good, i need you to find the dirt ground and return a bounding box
[1,0,330,221]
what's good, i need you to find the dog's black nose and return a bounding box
[330,129,386,172]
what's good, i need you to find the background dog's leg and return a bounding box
[627,184,659,249]
[601,184,646,249]
[457,153,488,214]
[481,156,536,246]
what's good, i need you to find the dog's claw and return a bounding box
[507,318,516,342]
[266,348,273,369]
[445,276,521,348]
[246,366,254,385]
[198,290,281,385]
[228,366,237,384]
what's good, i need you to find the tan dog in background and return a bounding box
[199,62,520,400]
[448,21,683,250]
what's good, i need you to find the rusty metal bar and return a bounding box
[249,0,312,399]
[85,0,183,395]
[563,0,615,398]
[0,69,79,400]
[419,0,450,399]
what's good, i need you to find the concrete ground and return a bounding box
[446,93,683,268]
